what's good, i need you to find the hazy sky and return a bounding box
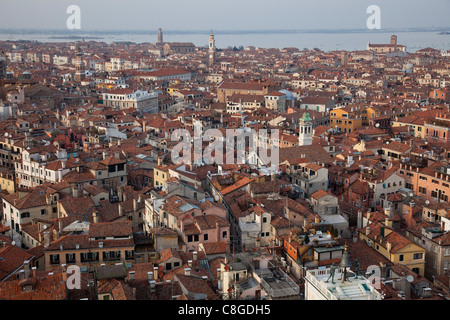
[0,0,449,31]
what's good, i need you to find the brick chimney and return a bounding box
[118,187,123,202]
[386,241,392,253]
[72,185,79,198]
[43,231,51,248]
[93,210,99,224]
[154,267,159,281]
[357,210,363,229]
[23,259,31,279]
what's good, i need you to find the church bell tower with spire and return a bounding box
[74,43,85,82]
[208,30,215,66]
[299,112,313,146]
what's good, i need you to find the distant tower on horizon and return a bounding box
[390,35,397,45]
[74,43,85,82]
[341,51,348,66]
[0,49,6,80]
[158,28,163,44]
[208,30,216,66]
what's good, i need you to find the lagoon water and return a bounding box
[0,30,449,52]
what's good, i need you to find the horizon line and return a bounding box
[1,27,450,35]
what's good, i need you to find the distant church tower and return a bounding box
[390,35,397,45]
[208,30,215,66]
[158,28,163,44]
[0,49,6,80]
[341,51,348,66]
[299,112,313,146]
[74,44,85,82]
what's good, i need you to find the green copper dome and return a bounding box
[301,112,312,122]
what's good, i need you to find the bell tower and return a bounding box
[74,43,85,82]
[208,30,215,66]
[299,112,313,146]
[0,49,6,80]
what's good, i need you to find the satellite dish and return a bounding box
[11,241,16,246]
[425,200,430,205]
[406,275,414,283]
[43,225,47,230]
[4,133,8,137]
[375,123,380,128]
[409,192,414,197]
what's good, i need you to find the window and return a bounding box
[204,234,208,241]
[66,253,76,264]
[20,212,30,219]
[413,253,423,260]
[263,217,267,223]
[50,254,60,265]
[81,252,99,262]
[399,254,404,262]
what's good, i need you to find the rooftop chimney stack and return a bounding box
[43,231,51,248]
[72,185,79,198]
[93,210,99,224]
[24,260,31,279]
[154,267,159,281]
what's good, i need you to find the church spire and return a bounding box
[208,29,216,66]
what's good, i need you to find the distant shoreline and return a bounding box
[49,35,102,40]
